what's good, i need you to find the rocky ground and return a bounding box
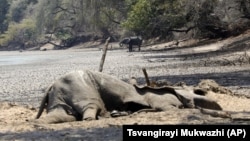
[0,31,250,140]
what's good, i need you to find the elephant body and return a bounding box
[119,36,142,52]
[35,70,222,124]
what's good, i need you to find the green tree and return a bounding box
[35,0,126,46]
[122,0,186,38]
[8,0,30,23]
[0,0,10,33]
[0,19,36,46]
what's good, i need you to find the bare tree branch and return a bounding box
[103,10,121,24]
[52,5,76,15]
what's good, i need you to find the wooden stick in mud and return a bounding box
[99,37,111,72]
[142,68,150,86]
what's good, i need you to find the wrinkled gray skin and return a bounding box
[34,70,222,124]
[119,36,142,52]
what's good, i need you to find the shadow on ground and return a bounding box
[143,36,250,61]
[0,126,122,141]
[129,69,250,88]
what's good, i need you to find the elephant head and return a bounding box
[119,38,131,47]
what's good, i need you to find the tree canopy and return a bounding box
[0,0,249,49]
[0,0,10,34]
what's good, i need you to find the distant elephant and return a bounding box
[119,36,143,52]
[33,70,222,124]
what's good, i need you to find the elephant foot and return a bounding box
[110,110,130,117]
[29,118,52,124]
[28,118,44,124]
[82,107,98,121]
[37,115,77,124]
[31,108,77,124]
[193,97,223,110]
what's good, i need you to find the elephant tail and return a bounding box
[36,86,51,119]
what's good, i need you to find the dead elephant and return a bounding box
[119,36,142,52]
[34,70,222,124]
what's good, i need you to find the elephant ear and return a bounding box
[123,38,130,44]
[127,38,131,44]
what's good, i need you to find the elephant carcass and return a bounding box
[119,36,142,52]
[34,70,222,124]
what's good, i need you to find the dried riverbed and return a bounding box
[0,33,250,140]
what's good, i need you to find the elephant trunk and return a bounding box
[119,42,123,47]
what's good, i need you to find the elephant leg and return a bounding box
[32,107,77,124]
[138,45,141,51]
[128,44,132,52]
[82,104,99,121]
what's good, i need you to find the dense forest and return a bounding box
[0,0,249,50]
